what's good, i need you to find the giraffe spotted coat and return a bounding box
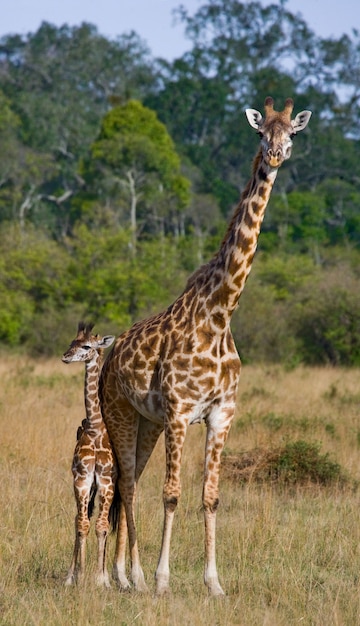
[99,97,312,596]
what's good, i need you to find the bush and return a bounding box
[233,254,360,366]
[222,440,349,487]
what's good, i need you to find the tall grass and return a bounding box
[1,357,360,625]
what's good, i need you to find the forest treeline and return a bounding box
[1,0,360,364]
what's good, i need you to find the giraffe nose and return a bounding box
[267,147,282,159]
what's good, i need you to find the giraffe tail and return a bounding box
[109,481,121,534]
[88,480,97,520]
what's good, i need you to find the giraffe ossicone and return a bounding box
[99,97,312,596]
[62,321,118,588]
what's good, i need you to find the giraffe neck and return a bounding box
[84,351,103,429]
[199,149,278,321]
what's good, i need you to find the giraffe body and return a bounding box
[99,97,311,595]
[62,322,117,587]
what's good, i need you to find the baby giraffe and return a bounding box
[62,321,118,587]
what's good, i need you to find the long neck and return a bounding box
[84,351,103,428]
[204,149,278,320]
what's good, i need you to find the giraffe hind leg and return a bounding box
[95,529,110,588]
[66,480,91,586]
[103,403,148,592]
[111,416,163,592]
[65,515,80,586]
[65,519,90,586]
[112,502,131,590]
[94,481,115,588]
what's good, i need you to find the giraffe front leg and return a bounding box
[155,417,187,596]
[66,488,91,586]
[203,507,224,597]
[94,488,112,588]
[76,484,92,585]
[203,411,233,596]
[155,498,177,596]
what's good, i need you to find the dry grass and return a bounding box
[1,357,360,625]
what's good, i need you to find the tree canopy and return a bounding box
[82,100,190,245]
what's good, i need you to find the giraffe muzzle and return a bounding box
[266,148,283,168]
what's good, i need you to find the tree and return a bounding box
[81,100,191,248]
[147,1,322,212]
[0,22,157,237]
[0,90,56,229]
[148,0,360,226]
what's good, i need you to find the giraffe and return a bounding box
[62,321,118,587]
[99,97,312,596]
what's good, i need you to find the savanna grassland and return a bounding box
[1,356,360,626]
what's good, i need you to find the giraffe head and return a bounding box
[62,321,115,365]
[245,96,311,168]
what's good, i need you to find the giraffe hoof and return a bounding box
[134,580,149,594]
[155,585,170,598]
[155,574,170,597]
[112,567,132,591]
[64,570,78,586]
[95,574,111,588]
[207,582,225,597]
[131,567,149,593]
[117,581,132,592]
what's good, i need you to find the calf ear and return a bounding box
[291,110,312,133]
[245,108,263,130]
[99,335,115,349]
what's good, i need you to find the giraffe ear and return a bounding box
[99,335,115,349]
[291,110,312,133]
[245,108,263,130]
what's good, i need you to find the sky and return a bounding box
[1,0,359,61]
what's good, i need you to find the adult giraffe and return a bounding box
[99,97,311,596]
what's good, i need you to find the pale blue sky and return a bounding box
[1,0,359,60]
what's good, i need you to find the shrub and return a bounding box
[222,440,349,487]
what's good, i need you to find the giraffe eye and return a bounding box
[83,345,91,350]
